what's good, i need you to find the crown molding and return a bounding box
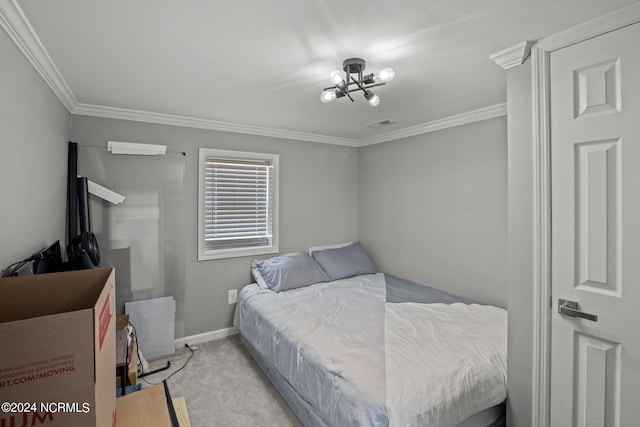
[0,0,507,148]
[0,0,77,110]
[74,102,507,149]
[357,103,507,147]
[72,103,360,147]
[490,41,535,70]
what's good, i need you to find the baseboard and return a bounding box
[174,326,239,349]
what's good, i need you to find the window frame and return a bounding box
[198,148,279,261]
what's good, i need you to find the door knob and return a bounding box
[558,299,598,322]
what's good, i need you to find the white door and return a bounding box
[550,22,640,426]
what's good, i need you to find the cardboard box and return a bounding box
[116,384,172,427]
[0,268,116,427]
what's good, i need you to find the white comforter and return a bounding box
[239,273,507,426]
[385,302,507,426]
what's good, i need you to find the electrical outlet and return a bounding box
[228,289,237,304]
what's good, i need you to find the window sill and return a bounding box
[197,245,279,261]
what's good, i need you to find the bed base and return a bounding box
[242,335,329,427]
[241,335,505,427]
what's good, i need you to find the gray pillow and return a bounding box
[311,242,376,281]
[253,253,330,292]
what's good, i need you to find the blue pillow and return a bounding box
[253,253,330,292]
[311,242,376,281]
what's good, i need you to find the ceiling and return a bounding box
[6,0,639,144]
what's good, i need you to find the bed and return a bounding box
[238,243,507,427]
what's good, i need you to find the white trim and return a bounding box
[174,326,239,349]
[490,41,534,70]
[358,103,507,146]
[531,44,552,427]
[530,4,640,427]
[76,102,506,148]
[75,103,360,147]
[0,0,77,110]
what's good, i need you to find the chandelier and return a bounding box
[320,58,395,107]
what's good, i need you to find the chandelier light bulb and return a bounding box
[330,70,346,88]
[320,89,338,103]
[376,68,395,83]
[364,90,381,107]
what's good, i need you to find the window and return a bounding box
[198,148,279,260]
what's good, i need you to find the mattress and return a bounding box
[238,273,507,427]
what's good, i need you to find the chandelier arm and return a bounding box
[344,73,355,102]
[344,89,355,102]
[322,81,386,91]
[351,78,367,93]
[349,82,386,92]
[365,82,386,89]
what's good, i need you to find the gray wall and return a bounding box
[0,27,70,269]
[71,115,507,339]
[505,59,534,427]
[358,117,508,308]
[70,115,359,336]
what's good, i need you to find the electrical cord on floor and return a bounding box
[128,321,199,385]
[141,344,197,385]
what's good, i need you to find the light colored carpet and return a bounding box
[141,335,303,427]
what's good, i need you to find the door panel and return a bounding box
[574,138,620,296]
[574,333,620,427]
[550,22,640,427]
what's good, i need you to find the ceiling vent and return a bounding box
[366,120,395,129]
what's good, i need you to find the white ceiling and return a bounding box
[8,0,639,144]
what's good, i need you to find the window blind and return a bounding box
[203,156,274,251]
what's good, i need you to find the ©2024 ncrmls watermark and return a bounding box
[1,401,90,414]
[0,401,92,427]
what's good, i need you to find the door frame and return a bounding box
[530,4,640,426]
